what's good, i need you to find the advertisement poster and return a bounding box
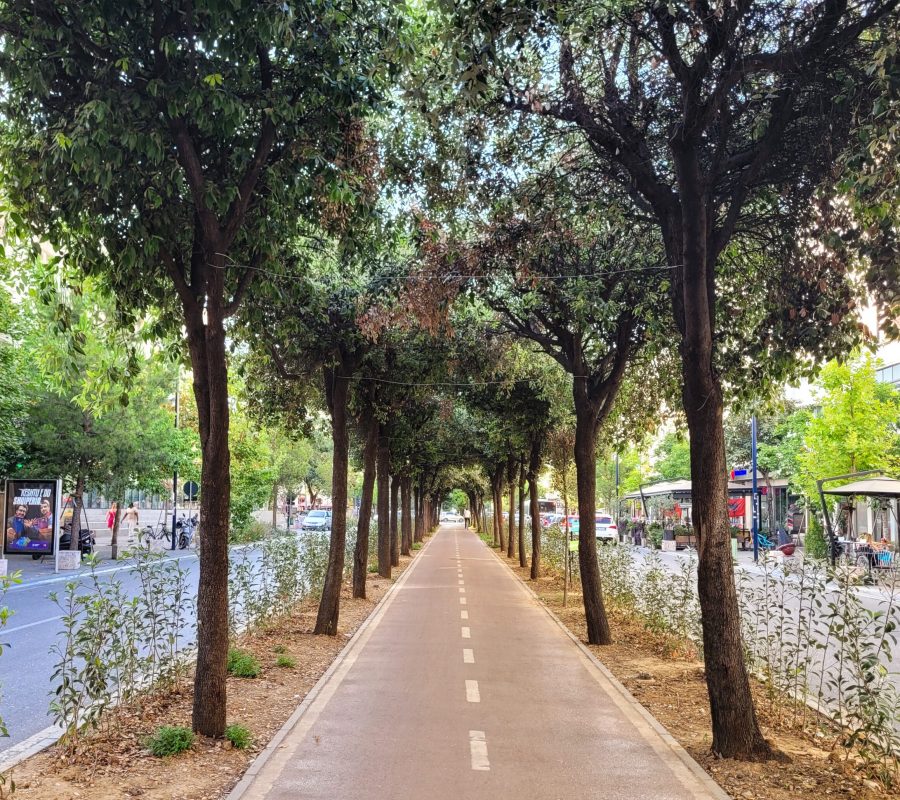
[3,479,59,556]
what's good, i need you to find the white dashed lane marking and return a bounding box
[463,648,475,663]
[460,597,467,604]
[465,680,480,703]
[461,610,469,619]
[461,626,471,639]
[469,730,490,771]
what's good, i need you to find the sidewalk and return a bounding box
[229,526,727,800]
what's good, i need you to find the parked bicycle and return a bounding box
[138,522,171,544]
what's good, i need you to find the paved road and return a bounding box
[232,526,724,800]
[0,550,204,755]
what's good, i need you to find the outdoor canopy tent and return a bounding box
[821,477,900,499]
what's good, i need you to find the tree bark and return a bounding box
[376,429,391,578]
[528,439,541,579]
[400,476,412,556]
[518,460,527,568]
[675,146,770,759]
[314,363,350,635]
[414,482,425,543]
[507,456,517,560]
[186,257,232,737]
[573,384,611,646]
[390,473,400,568]
[352,417,377,599]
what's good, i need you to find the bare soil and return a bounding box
[2,548,420,800]
[495,549,898,800]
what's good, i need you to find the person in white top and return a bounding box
[121,503,139,542]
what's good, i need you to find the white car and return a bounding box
[595,515,618,543]
[440,511,465,524]
[301,509,332,532]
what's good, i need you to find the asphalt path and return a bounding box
[232,527,724,800]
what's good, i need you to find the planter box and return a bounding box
[661,539,677,552]
[57,550,82,570]
[675,535,696,549]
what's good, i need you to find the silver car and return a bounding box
[301,509,332,531]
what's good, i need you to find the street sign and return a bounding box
[183,481,199,502]
[730,468,749,479]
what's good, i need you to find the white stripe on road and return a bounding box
[469,730,490,771]
[460,597,467,605]
[461,626,471,638]
[459,587,465,593]
[465,680,480,703]
[461,610,469,619]
[458,580,465,585]
[4,615,62,634]
[463,648,475,664]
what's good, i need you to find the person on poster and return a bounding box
[6,503,37,549]
[28,497,54,542]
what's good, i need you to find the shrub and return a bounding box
[227,647,261,678]
[272,644,287,654]
[146,725,194,757]
[805,517,828,559]
[276,654,296,669]
[230,520,271,545]
[647,523,663,550]
[225,724,252,750]
[412,542,423,551]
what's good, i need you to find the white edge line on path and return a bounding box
[483,533,730,800]
[226,531,439,800]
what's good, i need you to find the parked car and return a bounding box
[440,510,464,524]
[595,514,618,543]
[301,509,332,532]
[542,513,564,528]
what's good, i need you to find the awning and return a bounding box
[623,478,774,501]
[822,478,900,499]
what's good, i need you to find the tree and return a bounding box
[444,0,897,759]
[652,433,692,482]
[798,354,900,498]
[0,267,30,475]
[0,0,406,736]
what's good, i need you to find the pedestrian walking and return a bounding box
[106,502,118,532]
[464,508,471,528]
[122,502,139,543]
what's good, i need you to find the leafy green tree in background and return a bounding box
[0,269,29,475]
[651,434,692,483]
[798,354,900,499]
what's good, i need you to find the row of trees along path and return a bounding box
[0,0,896,765]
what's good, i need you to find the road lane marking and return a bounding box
[469,730,490,771]
[458,580,464,585]
[460,597,467,604]
[4,615,62,634]
[461,626,471,638]
[465,680,480,703]
[459,587,465,593]
[461,610,469,619]
[463,648,475,663]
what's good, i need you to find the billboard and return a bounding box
[3,479,60,556]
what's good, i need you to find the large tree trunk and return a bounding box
[675,150,770,759]
[506,456,517,560]
[518,460,527,569]
[528,439,541,579]
[400,476,412,556]
[314,363,350,635]
[376,429,391,578]
[573,385,611,645]
[352,418,377,599]
[390,473,400,568]
[186,267,232,737]
[110,502,122,551]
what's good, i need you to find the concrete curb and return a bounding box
[481,536,731,800]
[226,533,437,800]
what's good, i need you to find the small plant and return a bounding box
[225,724,252,750]
[272,644,287,654]
[412,542,423,550]
[276,654,296,668]
[227,647,261,678]
[146,725,194,757]
[368,564,378,573]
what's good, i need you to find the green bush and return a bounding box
[647,523,663,549]
[230,520,271,545]
[146,725,194,757]
[805,517,828,559]
[412,542,423,551]
[272,644,287,654]
[276,653,296,668]
[227,647,261,678]
[225,724,252,750]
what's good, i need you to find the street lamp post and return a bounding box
[751,415,759,563]
[171,369,180,551]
